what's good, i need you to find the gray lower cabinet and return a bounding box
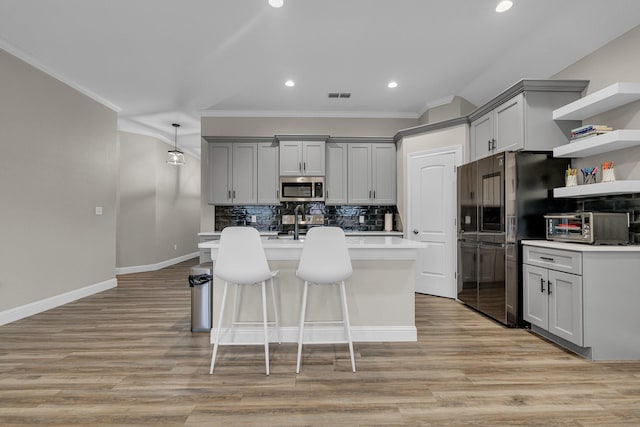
[208,142,258,205]
[347,143,396,205]
[523,260,583,346]
[523,242,640,360]
[325,142,348,205]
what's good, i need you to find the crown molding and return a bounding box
[0,39,122,113]
[199,109,419,119]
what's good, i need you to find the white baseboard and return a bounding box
[115,252,199,275]
[0,278,117,326]
[208,325,417,345]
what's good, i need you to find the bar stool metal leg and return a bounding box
[296,280,309,374]
[210,281,229,374]
[261,280,270,376]
[339,280,356,373]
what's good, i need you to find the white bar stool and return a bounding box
[209,227,280,375]
[295,226,356,373]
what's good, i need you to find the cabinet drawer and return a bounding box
[523,245,582,275]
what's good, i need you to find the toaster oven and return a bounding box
[544,212,629,245]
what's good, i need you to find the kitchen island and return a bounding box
[198,235,426,345]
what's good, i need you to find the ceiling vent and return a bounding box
[328,92,351,99]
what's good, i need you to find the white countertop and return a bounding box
[522,239,640,252]
[199,230,404,237]
[199,236,426,260]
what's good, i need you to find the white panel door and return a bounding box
[257,142,279,204]
[372,143,396,205]
[232,143,257,204]
[208,143,232,205]
[302,141,325,176]
[548,269,583,346]
[495,93,524,152]
[408,151,456,298]
[325,142,348,205]
[348,143,372,205]
[279,141,303,176]
[522,264,549,329]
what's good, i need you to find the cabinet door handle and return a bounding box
[540,278,545,293]
[369,190,372,199]
[326,190,329,198]
[228,190,231,200]
[548,281,553,295]
[492,138,496,150]
[276,190,279,199]
[373,190,376,199]
[303,162,306,172]
[540,256,555,262]
[232,190,236,199]
[299,162,302,173]
[488,140,492,152]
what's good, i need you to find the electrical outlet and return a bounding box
[251,215,257,223]
[359,215,365,224]
[95,206,103,216]
[174,244,177,250]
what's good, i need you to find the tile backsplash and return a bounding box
[214,203,399,233]
[577,193,640,244]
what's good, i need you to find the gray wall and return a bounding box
[552,25,640,180]
[200,116,418,231]
[0,48,118,312]
[418,96,476,125]
[117,132,201,268]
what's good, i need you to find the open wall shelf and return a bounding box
[552,82,640,120]
[554,181,640,198]
[553,129,640,158]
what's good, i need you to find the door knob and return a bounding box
[413,229,419,235]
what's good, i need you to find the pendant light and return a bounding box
[167,123,185,165]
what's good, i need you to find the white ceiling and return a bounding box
[1,0,640,157]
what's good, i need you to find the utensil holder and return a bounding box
[602,167,615,182]
[565,174,577,187]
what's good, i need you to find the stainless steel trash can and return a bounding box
[188,262,213,332]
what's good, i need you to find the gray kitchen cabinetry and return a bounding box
[522,241,640,361]
[325,142,348,205]
[523,245,583,346]
[347,143,396,205]
[257,142,280,204]
[279,140,325,176]
[208,142,257,205]
[468,80,587,161]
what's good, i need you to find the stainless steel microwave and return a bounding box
[279,176,325,202]
[544,212,629,245]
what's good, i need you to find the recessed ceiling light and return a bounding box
[387,81,398,89]
[285,80,295,87]
[495,0,513,12]
[269,0,284,8]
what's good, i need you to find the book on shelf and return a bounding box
[570,124,613,141]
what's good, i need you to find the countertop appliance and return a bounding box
[544,212,629,245]
[457,151,574,326]
[279,176,325,202]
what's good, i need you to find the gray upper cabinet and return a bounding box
[257,142,279,204]
[207,142,258,205]
[468,80,588,161]
[348,142,396,205]
[325,142,348,205]
[279,141,325,176]
[208,143,233,205]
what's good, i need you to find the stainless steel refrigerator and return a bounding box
[457,151,573,326]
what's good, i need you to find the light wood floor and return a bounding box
[2,259,640,426]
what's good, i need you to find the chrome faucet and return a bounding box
[294,204,304,240]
